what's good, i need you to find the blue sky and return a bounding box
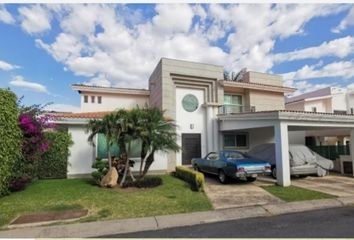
[0,3,354,112]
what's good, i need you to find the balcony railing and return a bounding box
[218,105,256,115]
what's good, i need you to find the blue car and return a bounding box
[191,150,272,184]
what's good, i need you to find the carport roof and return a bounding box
[218,110,354,124]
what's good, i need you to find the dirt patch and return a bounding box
[11,209,88,225]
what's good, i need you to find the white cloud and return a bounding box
[31,4,350,89]
[282,61,354,81]
[9,75,48,93]
[0,4,15,24]
[18,5,52,34]
[332,6,354,33]
[84,74,111,87]
[286,80,333,97]
[274,36,354,63]
[0,60,19,71]
[44,103,80,113]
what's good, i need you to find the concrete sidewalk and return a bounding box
[1,197,354,238]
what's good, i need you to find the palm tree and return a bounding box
[87,113,117,168]
[137,107,180,179]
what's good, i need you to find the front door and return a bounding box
[182,133,201,165]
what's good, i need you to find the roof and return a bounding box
[52,111,113,119]
[72,84,150,96]
[222,80,296,93]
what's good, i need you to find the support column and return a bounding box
[206,106,214,153]
[274,121,291,187]
[212,106,219,151]
[350,130,354,177]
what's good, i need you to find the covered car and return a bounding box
[247,144,334,178]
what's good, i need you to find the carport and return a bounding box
[218,110,354,187]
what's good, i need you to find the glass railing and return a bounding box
[218,105,256,114]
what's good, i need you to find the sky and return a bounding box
[1,3,354,112]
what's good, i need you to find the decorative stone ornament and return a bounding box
[182,94,199,112]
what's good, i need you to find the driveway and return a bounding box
[291,174,354,197]
[204,175,283,209]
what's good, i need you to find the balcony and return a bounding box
[218,105,256,115]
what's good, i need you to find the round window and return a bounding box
[182,94,199,112]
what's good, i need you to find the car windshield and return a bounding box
[223,151,245,160]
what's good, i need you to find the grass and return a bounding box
[0,175,212,228]
[262,185,336,202]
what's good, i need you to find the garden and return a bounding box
[0,88,211,228]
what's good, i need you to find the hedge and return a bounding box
[0,89,22,196]
[174,166,205,192]
[39,131,73,179]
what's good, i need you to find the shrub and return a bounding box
[123,176,163,188]
[174,166,205,192]
[91,158,109,185]
[8,176,29,192]
[0,89,22,196]
[38,131,73,179]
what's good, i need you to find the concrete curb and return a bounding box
[1,197,353,238]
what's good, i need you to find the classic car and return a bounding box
[191,150,272,184]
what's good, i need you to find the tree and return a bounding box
[136,107,180,179]
[87,114,118,168]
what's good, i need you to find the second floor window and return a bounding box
[91,96,95,103]
[224,94,243,113]
[311,107,317,112]
[98,96,102,104]
[84,95,88,103]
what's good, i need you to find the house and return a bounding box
[286,87,354,146]
[54,58,354,187]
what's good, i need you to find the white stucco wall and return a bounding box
[80,92,149,112]
[67,125,95,176]
[175,88,206,164]
[332,93,347,112]
[304,99,329,112]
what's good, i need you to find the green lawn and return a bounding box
[262,185,336,202]
[0,175,212,228]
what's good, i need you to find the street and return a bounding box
[105,206,354,238]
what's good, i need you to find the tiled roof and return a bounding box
[52,111,113,119]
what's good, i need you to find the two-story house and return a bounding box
[55,58,354,187]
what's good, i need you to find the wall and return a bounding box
[242,71,283,86]
[175,88,207,165]
[248,90,285,111]
[149,60,163,110]
[285,101,305,111]
[288,131,306,144]
[67,125,96,176]
[80,92,149,112]
[332,92,347,112]
[304,99,329,112]
[346,90,354,113]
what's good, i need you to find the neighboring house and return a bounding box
[54,58,354,187]
[286,87,354,146]
[285,87,354,114]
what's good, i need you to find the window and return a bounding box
[91,96,95,103]
[84,95,88,103]
[223,133,248,149]
[351,108,353,115]
[224,151,245,159]
[206,152,219,160]
[98,96,102,104]
[311,107,317,112]
[224,94,243,113]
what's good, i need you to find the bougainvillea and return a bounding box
[18,111,56,179]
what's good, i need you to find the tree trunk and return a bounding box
[107,142,112,169]
[138,147,152,179]
[119,140,129,187]
[139,142,146,176]
[141,150,155,178]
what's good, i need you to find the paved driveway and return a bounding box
[204,175,283,209]
[291,175,354,197]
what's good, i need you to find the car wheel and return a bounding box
[271,167,277,179]
[218,170,228,184]
[246,177,257,182]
